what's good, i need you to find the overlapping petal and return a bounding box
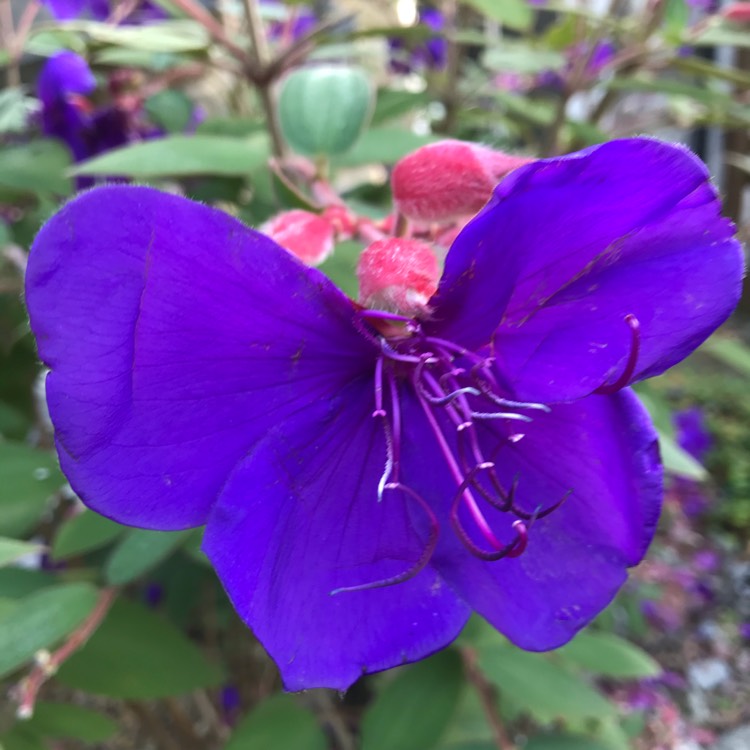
[26,186,376,529]
[203,380,470,691]
[400,388,662,650]
[425,138,743,402]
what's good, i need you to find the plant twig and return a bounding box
[168,0,255,70]
[163,697,205,750]
[461,647,516,750]
[16,587,118,719]
[307,690,356,750]
[127,701,184,750]
[241,0,285,157]
[436,0,462,135]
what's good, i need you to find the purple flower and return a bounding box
[25,139,743,690]
[389,8,447,74]
[261,0,317,43]
[38,51,96,163]
[674,406,712,462]
[37,53,133,187]
[43,0,165,23]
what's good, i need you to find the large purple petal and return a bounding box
[26,186,376,529]
[400,388,662,650]
[203,380,470,691]
[425,139,743,402]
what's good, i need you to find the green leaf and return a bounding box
[690,25,750,49]
[362,650,463,750]
[279,65,374,157]
[144,89,196,133]
[60,19,209,52]
[483,45,566,75]
[0,141,73,198]
[51,510,125,561]
[701,335,750,377]
[26,702,118,742]
[224,694,327,750]
[0,725,47,750]
[0,88,37,134]
[24,28,86,57]
[372,89,432,125]
[0,583,98,679]
[57,598,224,698]
[93,47,177,69]
[557,631,661,678]
[658,429,708,481]
[477,645,615,723]
[0,441,65,538]
[673,55,750,87]
[492,90,556,126]
[318,240,362,299]
[663,0,690,41]
[636,391,708,481]
[105,528,192,585]
[72,134,269,178]
[0,568,55,599]
[461,0,533,31]
[0,538,43,568]
[333,128,439,167]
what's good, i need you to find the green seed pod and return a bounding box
[278,65,374,157]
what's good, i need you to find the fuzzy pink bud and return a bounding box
[391,140,533,223]
[357,238,440,315]
[723,2,750,22]
[261,210,335,266]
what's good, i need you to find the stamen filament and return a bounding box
[595,314,641,395]
[415,385,504,551]
[330,483,438,595]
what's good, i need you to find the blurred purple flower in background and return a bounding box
[389,7,447,74]
[37,52,136,187]
[37,50,97,163]
[261,0,317,43]
[25,139,743,690]
[536,39,616,92]
[42,0,166,23]
[672,406,713,516]
[674,406,713,462]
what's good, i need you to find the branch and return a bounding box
[168,0,256,71]
[241,0,285,157]
[461,647,516,750]
[16,587,118,719]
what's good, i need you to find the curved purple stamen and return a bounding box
[360,318,570,581]
[594,314,640,395]
[508,489,572,521]
[449,467,527,561]
[330,482,439,595]
[471,411,532,422]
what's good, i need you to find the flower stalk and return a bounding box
[15,587,118,719]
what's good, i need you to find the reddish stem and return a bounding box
[16,588,117,719]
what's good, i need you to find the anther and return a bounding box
[595,314,641,395]
[508,489,572,521]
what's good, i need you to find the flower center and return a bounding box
[332,310,566,596]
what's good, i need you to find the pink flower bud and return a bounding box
[392,140,533,223]
[357,238,440,315]
[262,210,335,266]
[722,2,750,22]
